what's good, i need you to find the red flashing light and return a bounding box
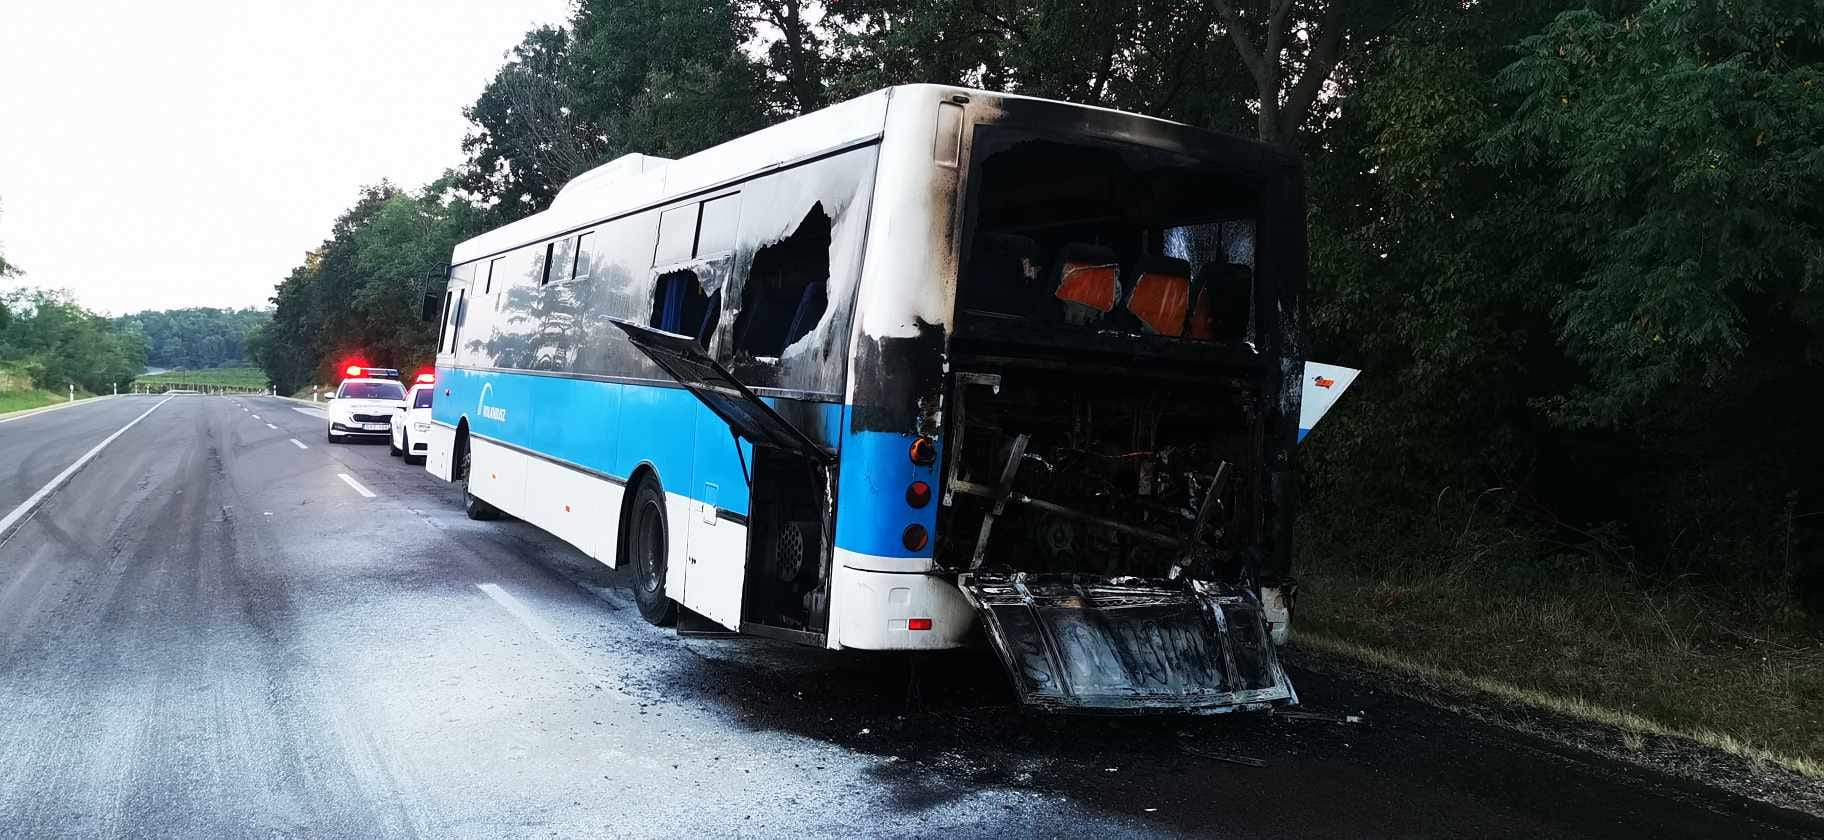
[907,618,933,631]
[345,364,363,377]
[906,481,931,508]
[415,373,436,384]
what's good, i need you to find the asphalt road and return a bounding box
[0,394,1819,839]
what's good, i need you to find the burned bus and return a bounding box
[421,85,1356,713]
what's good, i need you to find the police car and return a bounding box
[325,366,407,443]
[389,373,435,463]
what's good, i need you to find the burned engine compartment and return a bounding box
[936,362,1264,585]
[936,355,1295,714]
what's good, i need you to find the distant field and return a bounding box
[137,367,268,389]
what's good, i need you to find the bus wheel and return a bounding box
[628,479,676,626]
[460,445,499,521]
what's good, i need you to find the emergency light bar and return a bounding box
[344,366,401,379]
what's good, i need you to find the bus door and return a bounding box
[610,320,836,633]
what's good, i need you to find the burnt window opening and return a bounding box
[961,135,1261,343]
[650,269,719,347]
[734,203,831,359]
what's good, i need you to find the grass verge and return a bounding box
[0,389,74,414]
[1297,524,1824,779]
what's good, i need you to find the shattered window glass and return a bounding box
[722,146,880,396]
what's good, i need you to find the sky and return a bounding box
[0,0,573,316]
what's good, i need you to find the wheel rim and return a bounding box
[635,498,664,594]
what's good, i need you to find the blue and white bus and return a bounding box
[423,85,1354,713]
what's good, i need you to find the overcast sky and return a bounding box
[0,0,573,315]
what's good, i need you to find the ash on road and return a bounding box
[0,395,1816,839]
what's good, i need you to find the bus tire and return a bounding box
[627,478,676,626]
[460,444,499,521]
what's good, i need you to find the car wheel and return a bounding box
[326,425,336,443]
[404,434,425,465]
[628,478,676,626]
[460,445,499,521]
[389,434,402,457]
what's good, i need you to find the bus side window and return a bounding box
[650,269,717,347]
[733,203,831,359]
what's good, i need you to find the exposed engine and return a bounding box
[936,367,1263,584]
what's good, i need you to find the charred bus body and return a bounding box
[426,85,1342,714]
[859,93,1310,713]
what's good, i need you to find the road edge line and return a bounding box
[0,396,174,541]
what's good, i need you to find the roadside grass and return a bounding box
[1297,515,1824,778]
[137,366,268,389]
[0,389,76,414]
[0,362,99,414]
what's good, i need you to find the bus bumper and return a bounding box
[827,559,974,651]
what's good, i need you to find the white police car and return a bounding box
[389,373,435,464]
[325,366,406,443]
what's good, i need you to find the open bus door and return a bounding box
[611,319,836,638]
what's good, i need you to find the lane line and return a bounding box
[0,397,175,540]
[292,407,326,418]
[337,473,376,498]
[265,423,278,430]
[476,583,589,671]
[290,438,308,449]
[250,414,260,419]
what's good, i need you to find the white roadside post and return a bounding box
[68,384,74,402]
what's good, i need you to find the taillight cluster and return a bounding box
[902,436,938,551]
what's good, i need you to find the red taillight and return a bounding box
[902,523,929,552]
[906,481,931,508]
[345,364,362,377]
[907,618,932,631]
[908,436,937,466]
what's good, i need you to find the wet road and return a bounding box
[0,394,1819,839]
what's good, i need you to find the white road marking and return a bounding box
[265,423,278,430]
[337,473,376,498]
[292,407,326,418]
[0,397,174,539]
[250,414,260,420]
[476,583,589,671]
[290,438,308,449]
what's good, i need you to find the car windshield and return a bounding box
[412,388,433,408]
[338,381,405,400]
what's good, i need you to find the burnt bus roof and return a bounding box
[448,84,1299,269]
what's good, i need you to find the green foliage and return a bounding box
[1482,0,1824,424]
[115,307,268,370]
[1305,0,1824,600]
[257,178,486,394]
[0,288,147,393]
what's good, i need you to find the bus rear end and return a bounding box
[837,88,1308,714]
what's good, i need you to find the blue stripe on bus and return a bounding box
[432,368,859,542]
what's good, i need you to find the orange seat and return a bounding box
[1128,271,1191,336]
[1051,244,1123,326]
[1124,255,1194,336]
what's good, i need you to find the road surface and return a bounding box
[0,395,1818,839]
